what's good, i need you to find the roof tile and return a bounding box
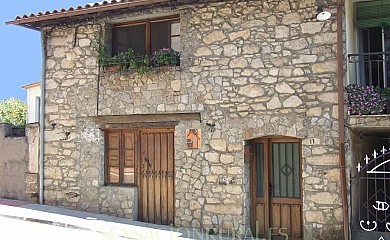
[6,0,174,28]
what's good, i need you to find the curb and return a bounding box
[0,213,92,231]
[0,213,137,240]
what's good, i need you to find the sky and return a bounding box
[0,1,93,101]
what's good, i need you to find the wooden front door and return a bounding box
[250,137,302,239]
[139,129,175,225]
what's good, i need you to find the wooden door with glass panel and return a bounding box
[251,137,302,239]
[105,128,174,225]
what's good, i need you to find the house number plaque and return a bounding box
[186,129,201,149]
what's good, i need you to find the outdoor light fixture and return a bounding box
[316,3,331,21]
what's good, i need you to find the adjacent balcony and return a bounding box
[347,52,390,115]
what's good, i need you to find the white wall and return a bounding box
[346,0,368,85]
[26,85,41,124]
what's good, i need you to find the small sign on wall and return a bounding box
[303,138,320,146]
[186,129,201,149]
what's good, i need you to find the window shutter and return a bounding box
[356,0,390,28]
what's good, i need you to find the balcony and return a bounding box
[99,55,180,76]
[99,48,180,76]
[347,52,390,115]
[348,52,390,88]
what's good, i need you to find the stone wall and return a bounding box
[25,123,40,202]
[0,124,28,200]
[42,0,343,239]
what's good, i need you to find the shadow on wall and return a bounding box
[0,123,25,137]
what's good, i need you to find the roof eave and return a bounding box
[21,81,41,89]
[6,0,174,29]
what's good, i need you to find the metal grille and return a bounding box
[351,147,390,240]
[348,52,390,88]
[272,143,300,199]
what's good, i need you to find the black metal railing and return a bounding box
[348,52,390,89]
[350,149,390,240]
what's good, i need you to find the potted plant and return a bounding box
[98,44,180,75]
[151,47,180,67]
[345,84,386,115]
[127,54,151,75]
[98,45,123,72]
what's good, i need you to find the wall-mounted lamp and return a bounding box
[316,9,332,21]
[206,121,216,133]
[316,4,331,21]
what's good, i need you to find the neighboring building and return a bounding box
[345,1,390,239]
[0,81,41,202]
[22,81,41,124]
[22,81,41,203]
[7,1,352,239]
[0,124,28,201]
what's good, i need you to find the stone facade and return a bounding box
[42,0,343,239]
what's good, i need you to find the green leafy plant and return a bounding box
[97,44,180,75]
[0,98,27,127]
[138,55,151,75]
[380,87,390,100]
[97,44,111,66]
[151,47,180,67]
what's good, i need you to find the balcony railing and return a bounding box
[99,55,180,75]
[348,52,390,89]
[347,52,390,115]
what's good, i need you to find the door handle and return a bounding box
[144,156,152,166]
[268,183,272,197]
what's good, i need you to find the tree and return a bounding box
[0,98,27,127]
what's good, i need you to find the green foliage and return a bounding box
[97,44,111,66]
[380,87,390,100]
[151,48,180,67]
[128,55,151,75]
[0,98,27,127]
[98,45,180,76]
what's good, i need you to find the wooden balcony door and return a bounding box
[250,137,302,239]
[139,129,175,225]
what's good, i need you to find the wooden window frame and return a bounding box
[104,129,139,187]
[112,15,180,56]
[104,127,175,187]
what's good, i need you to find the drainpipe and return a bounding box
[382,27,387,88]
[39,30,47,205]
[336,0,349,239]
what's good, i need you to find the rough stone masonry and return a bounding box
[42,0,343,239]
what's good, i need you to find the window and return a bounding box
[112,16,181,56]
[104,128,174,187]
[352,0,390,88]
[34,96,40,123]
[105,130,136,185]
